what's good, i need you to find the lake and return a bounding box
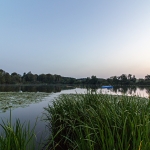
[0,85,150,147]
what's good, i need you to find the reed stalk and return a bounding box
[45,92,150,150]
[0,109,37,150]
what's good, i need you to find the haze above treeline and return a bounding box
[0,69,150,85]
[1,1,150,80]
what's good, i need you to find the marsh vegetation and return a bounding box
[0,87,150,149]
[0,92,50,112]
[45,93,150,150]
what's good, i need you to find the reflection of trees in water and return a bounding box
[112,86,118,93]
[90,88,97,93]
[0,86,21,92]
[138,86,145,91]
[118,87,128,94]
[128,86,137,95]
[20,86,62,93]
[128,88,132,95]
[0,85,76,93]
[76,85,99,93]
[112,86,124,94]
[112,86,137,95]
[1,85,150,98]
[78,85,99,89]
[145,87,150,97]
[84,85,99,93]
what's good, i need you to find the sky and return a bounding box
[0,1,150,79]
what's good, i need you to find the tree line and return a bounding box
[107,74,150,85]
[0,69,150,85]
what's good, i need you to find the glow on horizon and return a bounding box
[0,1,150,79]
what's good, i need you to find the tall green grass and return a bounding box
[0,110,37,150]
[45,92,150,150]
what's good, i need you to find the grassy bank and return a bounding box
[45,93,150,150]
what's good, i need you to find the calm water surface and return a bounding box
[0,85,150,146]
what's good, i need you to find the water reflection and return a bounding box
[0,85,150,112]
[0,85,150,96]
[112,86,137,95]
[0,85,150,148]
[0,85,75,93]
[0,85,75,112]
[77,85,150,98]
[145,87,150,98]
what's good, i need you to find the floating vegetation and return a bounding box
[0,92,50,112]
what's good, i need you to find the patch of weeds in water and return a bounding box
[0,92,50,112]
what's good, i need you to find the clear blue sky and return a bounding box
[1,1,150,79]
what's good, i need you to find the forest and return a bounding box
[0,69,150,85]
